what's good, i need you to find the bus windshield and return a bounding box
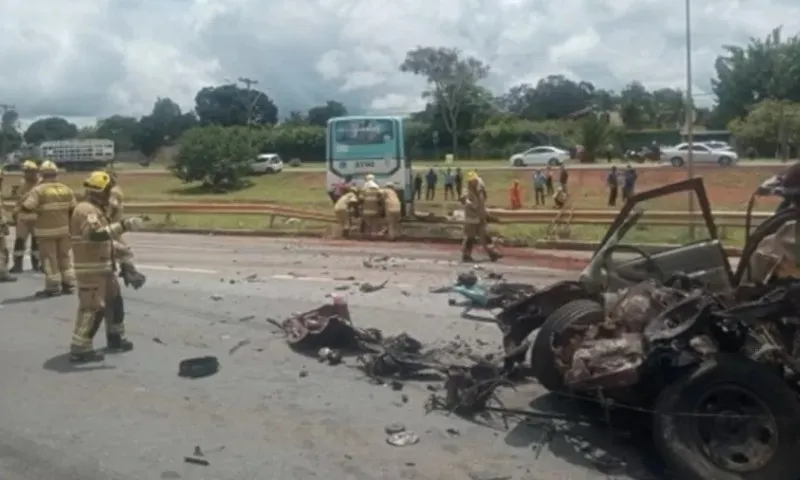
[333,119,395,146]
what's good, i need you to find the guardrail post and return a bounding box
[165,213,174,225]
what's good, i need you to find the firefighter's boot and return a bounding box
[106,334,134,353]
[69,350,105,363]
[9,239,23,273]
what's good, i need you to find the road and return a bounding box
[0,233,662,480]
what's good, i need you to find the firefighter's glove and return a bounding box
[119,263,146,289]
[121,216,145,232]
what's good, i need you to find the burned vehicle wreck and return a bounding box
[495,177,800,480]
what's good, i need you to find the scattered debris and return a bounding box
[359,280,388,293]
[299,369,308,378]
[152,337,165,345]
[385,423,406,434]
[210,295,223,301]
[386,431,419,447]
[178,356,220,379]
[228,339,251,355]
[183,456,210,466]
[238,315,255,322]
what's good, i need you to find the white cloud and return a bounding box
[0,0,797,123]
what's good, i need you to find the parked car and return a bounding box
[250,153,284,174]
[703,140,734,151]
[508,146,570,167]
[660,143,738,167]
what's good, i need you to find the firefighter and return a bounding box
[361,174,382,236]
[106,170,146,289]
[69,171,145,363]
[553,186,568,209]
[748,161,800,282]
[381,182,402,241]
[11,160,41,272]
[0,167,16,282]
[460,172,501,262]
[18,161,76,296]
[333,187,358,238]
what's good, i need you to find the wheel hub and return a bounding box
[694,385,778,472]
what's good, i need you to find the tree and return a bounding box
[194,84,279,127]
[306,100,347,126]
[728,100,800,156]
[132,97,197,158]
[171,126,257,190]
[400,46,490,159]
[711,27,800,128]
[95,115,140,151]
[283,111,308,126]
[0,109,22,156]
[23,116,79,144]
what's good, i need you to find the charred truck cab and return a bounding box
[496,176,800,480]
[325,115,414,217]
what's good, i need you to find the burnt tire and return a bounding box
[653,355,800,480]
[530,299,605,392]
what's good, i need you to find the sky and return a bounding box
[1,0,798,128]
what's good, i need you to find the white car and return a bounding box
[661,143,738,167]
[509,146,570,167]
[250,153,284,174]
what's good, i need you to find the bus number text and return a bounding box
[355,161,375,168]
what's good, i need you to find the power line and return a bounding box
[237,77,258,90]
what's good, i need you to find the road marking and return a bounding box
[137,264,219,274]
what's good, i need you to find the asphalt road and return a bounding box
[0,233,662,480]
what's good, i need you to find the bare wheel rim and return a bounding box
[692,384,779,472]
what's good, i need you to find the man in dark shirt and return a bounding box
[454,168,463,197]
[622,164,637,202]
[413,172,423,200]
[607,166,619,206]
[425,168,437,200]
[545,167,554,195]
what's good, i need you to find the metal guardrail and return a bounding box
[1,200,774,228]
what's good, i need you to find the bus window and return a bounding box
[333,119,393,146]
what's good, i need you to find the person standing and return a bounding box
[425,168,437,200]
[509,180,522,210]
[0,167,16,282]
[607,166,619,207]
[533,170,546,206]
[413,172,423,201]
[442,168,455,200]
[381,182,402,240]
[69,171,143,363]
[454,168,463,197]
[545,167,554,196]
[460,172,501,262]
[10,160,41,273]
[622,164,638,202]
[18,161,76,296]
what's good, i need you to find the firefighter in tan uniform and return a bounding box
[69,171,145,363]
[460,172,501,262]
[381,182,402,240]
[18,161,77,296]
[11,160,41,272]
[361,174,383,236]
[0,167,16,282]
[106,173,146,288]
[333,188,358,238]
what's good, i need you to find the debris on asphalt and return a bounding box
[183,456,210,466]
[210,295,223,301]
[385,423,406,434]
[238,315,255,322]
[178,356,220,379]
[152,337,165,345]
[359,280,388,293]
[228,339,251,355]
[387,431,419,447]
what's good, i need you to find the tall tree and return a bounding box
[0,108,22,155]
[95,115,140,151]
[306,100,347,126]
[23,116,79,144]
[194,84,279,127]
[133,97,197,157]
[400,46,490,158]
[711,27,800,127]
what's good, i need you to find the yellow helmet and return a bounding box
[21,160,38,171]
[466,171,478,182]
[40,160,58,174]
[83,171,114,192]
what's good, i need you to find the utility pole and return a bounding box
[236,77,262,126]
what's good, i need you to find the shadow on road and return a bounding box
[43,353,116,374]
[502,393,666,480]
